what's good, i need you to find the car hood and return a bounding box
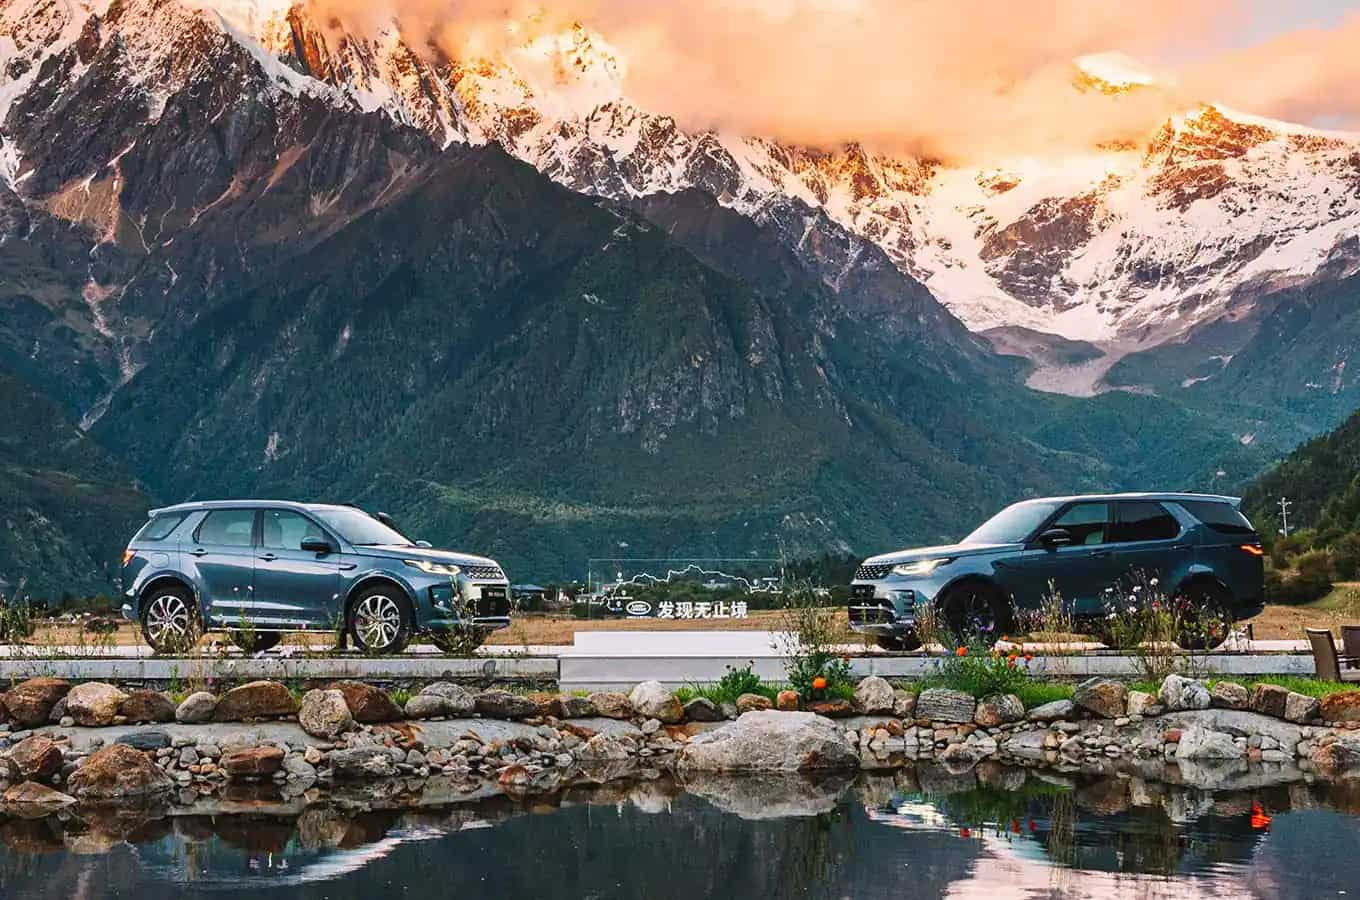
[865,542,1020,566]
[354,545,501,568]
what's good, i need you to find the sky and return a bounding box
[306,0,1360,159]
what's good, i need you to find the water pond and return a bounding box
[2,767,1359,898]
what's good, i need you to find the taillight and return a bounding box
[121,549,135,567]
[1239,544,1265,557]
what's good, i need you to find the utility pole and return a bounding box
[1278,497,1293,538]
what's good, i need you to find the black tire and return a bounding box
[347,585,415,655]
[229,630,282,653]
[429,627,490,655]
[140,584,202,654]
[938,581,1011,645]
[1173,580,1233,650]
[877,633,923,652]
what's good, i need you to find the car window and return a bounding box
[134,513,186,542]
[1051,502,1109,546]
[1179,499,1256,536]
[195,509,256,547]
[261,509,326,551]
[964,500,1063,544]
[1112,501,1180,543]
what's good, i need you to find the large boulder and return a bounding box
[1073,678,1127,719]
[629,681,682,724]
[1314,734,1360,773]
[974,694,1024,727]
[1251,683,1290,718]
[1027,699,1074,722]
[588,692,634,719]
[8,735,63,779]
[676,711,858,772]
[2,781,76,813]
[328,681,402,723]
[418,682,477,717]
[1210,682,1250,710]
[213,681,298,722]
[2,678,71,727]
[1321,691,1360,724]
[299,689,353,739]
[1159,674,1210,712]
[473,690,538,720]
[916,689,976,724]
[175,691,218,724]
[403,694,448,720]
[1284,692,1320,724]
[65,682,129,727]
[1126,691,1158,717]
[1175,727,1245,760]
[684,697,724,722]
[119,691,176,724]
[67,743,173,801]
[221,745,286,778]
[853,677,895,715]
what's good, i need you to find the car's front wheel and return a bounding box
[938,581,1011,646]
[1173,580,1234,650]
[140,585,202,654]
[348,586,414,654]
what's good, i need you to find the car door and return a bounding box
[1108,500,1189,592]
[1004,501,1116,616]
[188,508,258,626]
[252,508,343,630]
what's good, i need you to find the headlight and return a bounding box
[891,558,951,577]
[404,559,463,577]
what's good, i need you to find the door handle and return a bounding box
[259,553,278,562]
[190,548,208,557]
[1091,551,1112,559]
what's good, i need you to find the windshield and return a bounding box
[964,500,1063,545]
[312,507,412,546]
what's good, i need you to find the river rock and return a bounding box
[775,691,801,712]
[328,747,397,779]
[1,678,71,727]
[629,681,682,724]
[9,735,62,779]
[1321,691,1360,723]
[119,691,176,724]
[67,743,173,801]
[115,731,171,751]
[577,733,637,761]
[974,694,1024,727]
[299,689,353,739]
[683,697,724,722]
[213,681,297,722]
[1159,674,1211,712]
[328,681,402,723]
[48,697,67,724]
[418,682,477,716]
[1284,692,1320,724]
[1314,734,1360,772]
[1251,683,1290,718]
[175,691,218,724]
[474,690,537,720]
[588,692,634,719]
[854,677,895,715]
[403,694,447,720]
[916,689,976,724]
[736,693,773,714]
[65,682,129,727]
[221,745,286,778]
[1027,699,1074,722]
[2,781,76,812]
[893,690,918,719]
[806,699,856,718]
[1073,678,1127,718]
[551,695,597,719]
[676,711,859,772]
[1175,727,1245,760]
[1126,691,1157,717]
[1208,682,1250,710]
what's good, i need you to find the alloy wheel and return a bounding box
[146,593,193,650]
[354,594,402,650]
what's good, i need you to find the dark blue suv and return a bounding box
[848,493,1265,650]
[120,501,511,654]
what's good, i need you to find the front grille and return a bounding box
[855,563,893,580]
[465,565,505,581]
[849,601,897,626]
[475,585,511,617]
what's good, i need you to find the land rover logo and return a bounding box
[625,600,653,617]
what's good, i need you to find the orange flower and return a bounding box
[955,646,967,657]
[1001,635,1009,643]
[1024,653,1034,662]
[812,676,828,690]
[1007,656,1017,668]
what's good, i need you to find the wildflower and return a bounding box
[960,827,971,839]
[956,646,967,657]
[1001,635,1009,643]
[1007,654,1017,668]
[812,676,827,690]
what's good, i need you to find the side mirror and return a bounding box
[415,540,433,549]
[1039,528,1074,548]
[301,537,336,555]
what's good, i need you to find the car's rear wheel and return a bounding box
[938,581,1010,646]
[876,633,923,652]
[348,586,414,655]
[140,585,202,654]
[1173,580,1234,650]
[429,627,490,655]
[229,630,282,653]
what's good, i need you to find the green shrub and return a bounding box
[1266,566,1333,605]
[675,663,779,706]
[924,640,1033,699]
[776,581,856,701]
[1332,533,1360,580]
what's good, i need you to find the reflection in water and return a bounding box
[3,768,1360,898]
